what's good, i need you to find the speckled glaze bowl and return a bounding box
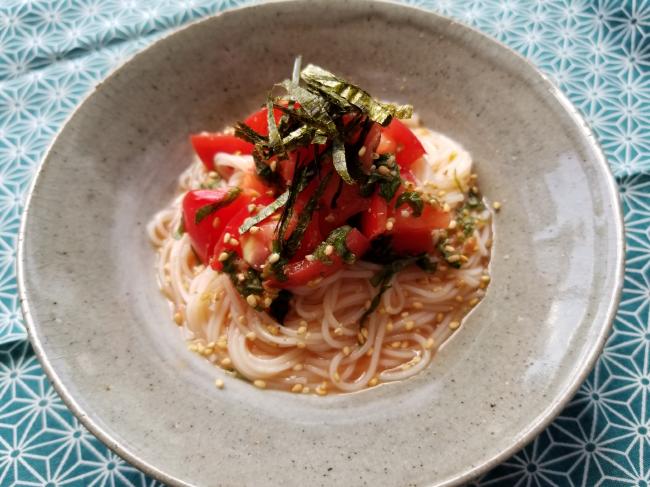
[18,1,624,486]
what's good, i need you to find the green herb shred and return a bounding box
[194,187,242,224]
[395,191,424,216]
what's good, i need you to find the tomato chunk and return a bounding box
[244,107,284,136]
[268,228,369,288]
[182,188,252,263]
[190,134,254,171]
[391,203,450,254]
[211,195,274,270]
[360,191,389,241]
[381,119,425,168]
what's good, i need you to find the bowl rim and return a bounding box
[16,1,625,485]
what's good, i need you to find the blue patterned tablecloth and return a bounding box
[0,1,648,485]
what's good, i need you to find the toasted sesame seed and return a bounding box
[216,339,227,350]
[447,254,461,263]
[218,252,229,262]
[245,331,257,341]
[371,152,380,160]
[237,315,247,325]
[302,386,311,394]
[377,165,390,176]
[215,379,224,389]
[459,254,469,263]
[324,245,334,256]
[297,326,307,335]
[342,346,351,356]
[249,225,260,234]
[220,357,232,367]
[305,254,315,261]
[296,342,306,349]
[449,320,460,330]
[253,379,267,389]
[386,322,394,332]
[401,311,410,318]
[385,218,395,231]
[263,297,273,308]
[444,245,455,253]
[358,146,367,156]
[424,338,435,349]
[361,327,369,338]
[223,232,231,243]
[469,297,480,307]
[333,372,340,381]
[412,301,423,310]
[401,341,409,349]
[481,275,491,283]
[368,377,379,387]
[391,341,401,348]
[268,252,280,263]
[405,320,415,331]
[455,295,463,302]
[247,203,256,212]
[316,386,328,396]
[448,219,457,229]
[246,294,258,307]
[202,347,214,356]
[269,160,277,171]
[334,327,344,336]
[208,171,219,178]
[493,201,502,211]
[173,312,183,325]
[291,383,303,393]
[436,313,444,323]
[237,273,245,282]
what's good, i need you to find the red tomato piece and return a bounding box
[390,203,450,254]
[241,171,272,197]
[190,134,254,171]
[319,180,367,236]
[381,119,425,168]
[211,195,274,270]
[244,106,284,136]
[182,188,253,264]
[267,228,369,289]
[360,191,389,241]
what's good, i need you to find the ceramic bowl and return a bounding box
[18,1,624,485]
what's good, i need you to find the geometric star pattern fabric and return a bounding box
[0,1,648,485]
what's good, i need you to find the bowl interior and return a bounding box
[20,1,622,486]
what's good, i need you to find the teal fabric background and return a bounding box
[0,1,648,485]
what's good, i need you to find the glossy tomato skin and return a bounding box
[211,195,274,271]
[380,119,425,168]
[182,188,253,264]
[190,134,254,170]
[390,202,450,254]
[244,107,284,136]
[319,180,368,236]
[360,191,389,241]
[267,228,369,288]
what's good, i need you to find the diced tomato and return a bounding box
[211,195,274,270]
[360,191,389,241]
[359,122,382,172]
[381,119,425,168]
[319,179,367,236]
[241,220,276,270]
[190,134,254,171]
[244,106,284,136]
[267,228,369,288]
[376,129,397,155]
[284,179,322,260]
[391,202,450,254]
[241,171,272,197]
[182,188,253,264]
